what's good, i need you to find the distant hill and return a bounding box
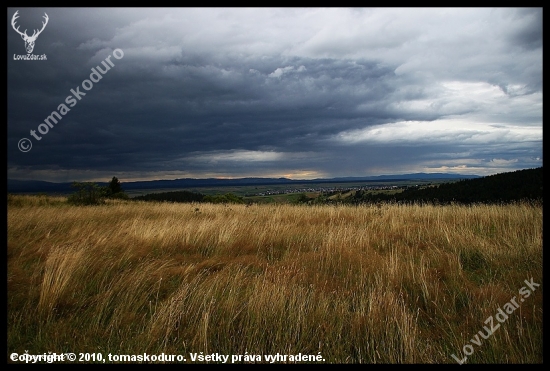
[353,167,543,204]
[7,179,76,194]
[329,173,480,181]
[7,172,480,194]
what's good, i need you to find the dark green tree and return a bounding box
[105,176,129,200]
[108,177,122,195]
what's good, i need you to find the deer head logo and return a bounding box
[11,10,49,54]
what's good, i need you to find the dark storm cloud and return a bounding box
[8,8,542,181]
[505,8,543,51]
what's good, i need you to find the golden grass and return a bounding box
[7,195,542,363]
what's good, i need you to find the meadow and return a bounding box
[7,194,543,363]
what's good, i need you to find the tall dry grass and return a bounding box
[7,195,542,363]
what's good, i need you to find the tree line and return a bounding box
[348,167,543,205]
[133,190,245,204]
[67,177,129,205]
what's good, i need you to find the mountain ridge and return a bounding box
[8,172,483,193]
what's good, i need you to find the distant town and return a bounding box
[246,184,403,197]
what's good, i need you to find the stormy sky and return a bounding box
[7,8,542,182]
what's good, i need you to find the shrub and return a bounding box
[109,192,130,200]
[67,182,107,205]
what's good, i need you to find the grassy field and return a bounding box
[7,194,542,363]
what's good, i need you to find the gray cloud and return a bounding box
[8,7,542,182]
